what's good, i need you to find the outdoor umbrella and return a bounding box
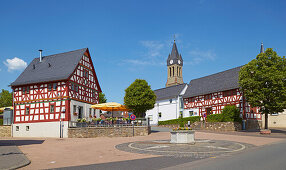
[91,102,129,118]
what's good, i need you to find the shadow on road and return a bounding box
[0,140,45,146]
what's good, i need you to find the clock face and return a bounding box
[170,60,173,64]
[178,60,181,64]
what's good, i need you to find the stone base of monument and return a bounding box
[260,129,271,134]
[170,130,195,144]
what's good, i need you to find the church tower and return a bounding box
[166,40,183,87]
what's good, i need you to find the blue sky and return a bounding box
[0,0,285,103]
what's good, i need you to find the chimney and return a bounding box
[39,49,43,62]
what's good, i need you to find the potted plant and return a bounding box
[73,112,78,116]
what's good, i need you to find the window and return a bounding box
[26,86,30,94]
[26,126,29,131]
[223,90,236,97]
[89,108,92,117]
[71,84,74,91]
[190,97,195,102]
[53,83,57,91]
[48,84,52,91]
[180,111,183,118]
[23,87,26,94]
[25,107,30,115]
[205,94,212,100]
[50,105,55,113]
[16,126,19,131]
[73,105,77,113]
[189,111,194,117]
[206,107,212,115]
[75,85,79,92]
[158,112,162,118]
[169,67,171,77]
[84,70,89,78]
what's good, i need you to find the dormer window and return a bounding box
[23,87,26,94]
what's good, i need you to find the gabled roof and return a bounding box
[167,41,183,66]
[11,48,87,86]
[183,66,242,98]
[154,83,187,101]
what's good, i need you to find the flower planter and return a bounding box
[170,130,195,144]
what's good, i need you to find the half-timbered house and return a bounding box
[11,48,101,137]
[183,66,261,121]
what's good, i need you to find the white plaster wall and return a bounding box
[261,110,286,128]
[12,121,69,138]
[70,100,99,122]
[183,108,200,117]
[146,97,179,125]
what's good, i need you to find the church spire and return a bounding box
[260,42,264,53]
[166,40,184,87]
[167,40,183,66]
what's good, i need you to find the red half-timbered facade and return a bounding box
[11,48,101,137]
[183,66,261,120]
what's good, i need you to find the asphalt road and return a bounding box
[57,139,286,170]
[164,140,286,170]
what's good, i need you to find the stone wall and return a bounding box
[0,126,11,137]
[246,119,262,130]
[68,126,151,138]
[160,122,242,131]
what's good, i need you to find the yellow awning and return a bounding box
[0,106,13,112]
[91,102,129,111]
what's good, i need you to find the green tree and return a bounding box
[0,89,13,107]
[124,79,156,117]
[239,48,286,129]
[98,92,107,103]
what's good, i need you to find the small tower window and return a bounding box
[177,67,179,76]
[169,67,172,77]
[173,66,174,76]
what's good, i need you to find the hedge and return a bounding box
[0,119,3,125]
[158,116,201,125]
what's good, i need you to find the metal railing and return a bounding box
[69,118,149,128]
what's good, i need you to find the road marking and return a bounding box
[145,145,170,150]
[204,146,230,150]
[128,142,246,154]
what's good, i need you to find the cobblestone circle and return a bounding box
[116,139,254,158]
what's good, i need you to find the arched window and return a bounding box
[173,66,174,77]
[179,67,181,77]
[169,67,171,77]
[177,67,179,76]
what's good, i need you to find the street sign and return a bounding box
[130,114,136,120]
[203,113,207,118]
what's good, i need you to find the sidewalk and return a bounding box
[1,131,285,169]
[0,140,30,170]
